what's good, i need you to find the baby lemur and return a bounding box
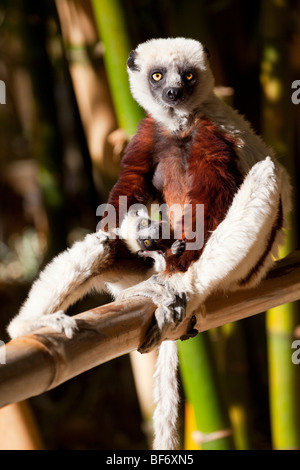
[121,210,186,269]
[7,38,291,450]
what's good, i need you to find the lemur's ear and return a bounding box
[203,45,210,59]
[127,49,140,71]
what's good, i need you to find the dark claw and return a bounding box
[179,315,198,341]
[138,291,187,352]
[173,292,187,324]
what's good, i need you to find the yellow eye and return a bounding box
[141,219,148,227]
[144,239,150,247]
[185,72,194,81]
[152,72,163,81]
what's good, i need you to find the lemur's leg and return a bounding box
[7,231,113,339]
[189,157,290,298]
[116,157,290,350]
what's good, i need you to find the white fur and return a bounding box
[153,341,179,450]
[118,209,152,253]
[119,210,168,273]
[7,231,112,338]
[145,251,166,273]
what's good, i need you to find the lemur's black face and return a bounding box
[148,66,197,107]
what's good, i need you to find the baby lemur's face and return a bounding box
[135,216,162,252]
[119,211,162,253]
[127,38,214,129]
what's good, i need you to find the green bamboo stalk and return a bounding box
[91,0,144,135]
[266,303,299,448]
[178,333,234,450]
[260,0,300,449]
[217,323,252,449]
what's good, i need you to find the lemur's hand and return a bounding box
[7,230,112,340]
[171,239,186,256]
[8,310,78,339]
[116,275,187,352]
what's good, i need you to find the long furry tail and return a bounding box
[152,340,179,450]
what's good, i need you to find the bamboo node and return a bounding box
[199,304,206,318]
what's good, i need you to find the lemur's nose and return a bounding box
[165,87,183,102]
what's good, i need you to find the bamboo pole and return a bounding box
[211,322,252,449]
[0,251,299,409]
[0,402,44,450]
[55,0,121,193]
[0,297,155,408]
[90,0,144,136]
[129,349,157,445]
[260,0,300,449]
[178,333,234,450]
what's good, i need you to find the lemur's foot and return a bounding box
[139,290,187,353]
[116,275,187,352]
[7,311,78,339]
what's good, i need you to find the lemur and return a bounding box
[7,38,291,450]
[120,210,186,269]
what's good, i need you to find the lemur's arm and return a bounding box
[103,117,155,228]
[7,231,112,339]
[7,118,156,339]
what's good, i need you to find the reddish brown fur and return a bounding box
[105,116,243,274]
[157,118,243,272]
[107,117,156,223]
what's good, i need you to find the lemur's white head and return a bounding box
[127,37,214,132]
